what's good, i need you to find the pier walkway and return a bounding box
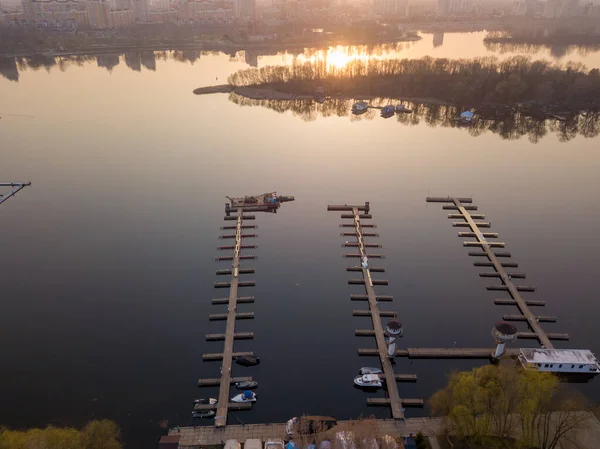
[426,196,568,349]
[197,211,257,427]
[327,203,422,420]
[196,194,293,428]
[0,182,31,206]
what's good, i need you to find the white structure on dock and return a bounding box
[491,321,518,359]
[518,349,600,376]
[385,320,403,358]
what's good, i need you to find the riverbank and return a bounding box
[193,84,449,105]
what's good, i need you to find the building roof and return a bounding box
[520,348,598,365]
[160,435,181,443]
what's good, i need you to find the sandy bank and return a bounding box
[193,85,450,105]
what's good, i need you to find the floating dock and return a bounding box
[327,202,423,420]
[197,194,293,428]
[0,182,31,206]
[426,196,568,349]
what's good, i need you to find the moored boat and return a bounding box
[354,373,383,388]
[359,367,382,375]
[192,410,216,418]
[231,390,257,403]
[235,355,260,366]
[193,397,217,405]
[380,105,395,117]
[225,192,294,215]
[395,104,412,113]
[352,101,369,114]
[235,380,258,389]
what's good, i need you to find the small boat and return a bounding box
[231,390,257,403]
[193,397,217,405]
[235,380,258,389]
[354,373,383,388]
[359,367,382,375]
[235,355,260,366]
[457,110,474,125]
[192,410,216,418]
[264,439,285,449]
[225,440,241,449]
[380,105,395,117]
[395,104,412,113]
[352,101,369,114]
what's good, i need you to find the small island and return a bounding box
[194,56,600,115]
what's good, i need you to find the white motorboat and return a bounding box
[354,374,383,388]
[231,390,257,403]
[359,367,382,375]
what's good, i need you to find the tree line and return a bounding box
[227,56,600,112]
[430,363,592,449]
[0,419,122,449]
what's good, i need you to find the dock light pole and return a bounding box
[492,321,518,359]
[385,320,403,358]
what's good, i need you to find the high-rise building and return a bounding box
[433,32,444,47]
[85,0,110,27]
[374,0,408,16]
[437,0,472,14]
[240,0,254,17]
[134,0,148,20]
[436,0,448,15]
[22,0,87,24]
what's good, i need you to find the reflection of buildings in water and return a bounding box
[181,49,201,63]
[96,53,120,71]
[0,57,19,82]
[549,44,568,58]
[124,52,142,71]
[140,51,156,70]
[244,50,259,67]
[433,32,444,48]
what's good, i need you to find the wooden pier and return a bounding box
[426,196,569,349]
[0,182,31,206]
[327,203,421,420]
[213,211,251,426]
[197,196,293,428]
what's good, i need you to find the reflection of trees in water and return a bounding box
[227,56,600,113]
[484,40,600,59]
[228,94,600,143]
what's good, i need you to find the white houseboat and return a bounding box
[518,348,600,380]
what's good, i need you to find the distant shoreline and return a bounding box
[0,36,420,59]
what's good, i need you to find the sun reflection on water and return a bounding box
[282,43,415,71]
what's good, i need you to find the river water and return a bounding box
[1,31,600,449]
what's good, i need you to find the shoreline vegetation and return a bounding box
[193,56,600,142]
[0,419,123,449]
[221,56,600,112]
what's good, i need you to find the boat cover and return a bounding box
[363,374,381,382]
[244,390,253,399]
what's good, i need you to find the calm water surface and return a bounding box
[1,31,600,449]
